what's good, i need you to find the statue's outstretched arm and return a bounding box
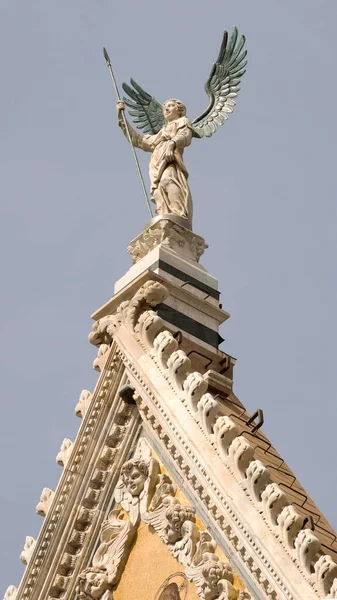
[117,101,152,152]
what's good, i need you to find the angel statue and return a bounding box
[116,26,247,226]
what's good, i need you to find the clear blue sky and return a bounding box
[1,0,337,591]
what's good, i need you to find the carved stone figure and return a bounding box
[76,568,111,600]
[191,531,217,567]
[76,509,135,600]
[188,554,235,600]
[36,487,54,517]
[143,474,179,538]
[115,438,159,524]
[20,536,36,565]
[118,27,247,225]
[164,503,198,565]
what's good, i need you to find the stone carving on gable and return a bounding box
[312,554,337,596]
[75,389,93,419]
[114,439,250,599]
[187,533,236,600]
[85,281,337,599]
[127,219,208,265]
[115,437,159,525]
[189,557,236,600]
[36,487,54,517]
[76,509,136,600]
[93,344,110,372]
[56,438,74,468]
[75,436,251,600]
[3,586,17,600]
[143,474,179,539]
[164,503,198,565]
[20,536,36,565]
[294,528,321,574]
[245,460,270,503]
[89,281,168,348]
[276,505,304,548]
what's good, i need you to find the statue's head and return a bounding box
[202,559,234,587]
[120,458,149,496]
[76,567,109,600]
[165,503,196,533]
[163,99,186,122]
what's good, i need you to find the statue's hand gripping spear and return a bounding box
[103,47,153,218]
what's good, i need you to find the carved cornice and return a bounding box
[9,281,337,600]
[13,344,141,600]
[126,218,208,264]
[106,284,337,600]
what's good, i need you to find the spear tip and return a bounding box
[103,47,111,64]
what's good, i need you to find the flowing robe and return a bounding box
[120,116,193,224]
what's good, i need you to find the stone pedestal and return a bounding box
[127,215,208,265]
[92,216,229,356]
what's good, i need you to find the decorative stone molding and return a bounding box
[11,347,141,600]
[127,218,208,264]
[138,324,337,596]
[56,438,74,468]
[104,289,336,599]
[276,505,305,549]
[312,555,337,597]
[46,383,137,600]
[3,587,17,600]
[245,460,270,504]
[93,344,110,372]
[36,488,54,517]
[75,389,93,419]
[11,281,336,600]
[20,537,36,565]
[89,281,168,348]
[294,529,321,574]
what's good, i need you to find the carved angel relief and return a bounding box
[76,510,136,600]
[77,438,249,600]
[115,437,160,525]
